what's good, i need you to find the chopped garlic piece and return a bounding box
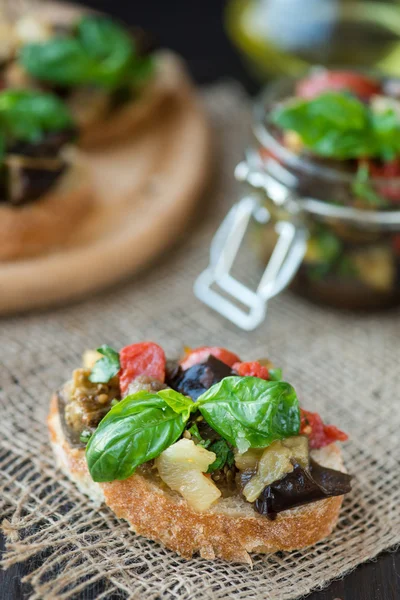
[155,439,221,511]
[234,447,263,471]
[243,437,309,503]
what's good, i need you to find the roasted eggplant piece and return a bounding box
[255,458,352,520]
[166,355,234,401]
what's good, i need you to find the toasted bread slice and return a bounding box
[48,394,346,564]
[0,155,94,261]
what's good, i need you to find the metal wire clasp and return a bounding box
[194,161,308,330]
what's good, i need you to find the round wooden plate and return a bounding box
[0,19,211,313]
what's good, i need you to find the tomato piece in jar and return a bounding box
[296,70,381,100]
[300,409,348,449]
[364,158,400,202]
[392,234,400,256]
[180,346,240,370]
[232,361,269,380]
[119,342,166,394]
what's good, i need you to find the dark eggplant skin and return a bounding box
[8,128,76,158]
[166,356,234,401]
[255,458,352,520]
[1,127,77,206]
[0,163,67,206]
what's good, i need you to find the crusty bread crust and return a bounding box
[48,394,346,564]
[78,52,190,149]
[0,158,94,261]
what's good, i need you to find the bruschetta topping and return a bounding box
[58,342,351,517]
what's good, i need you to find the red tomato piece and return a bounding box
[392,234,400,256]
[296,70,381,100]
[232,361,269,380]
[119,342,166,394]
[363,159,400,202]
[180,346,240,370]
[300,409,348,449]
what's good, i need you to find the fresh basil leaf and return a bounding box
[21,38,96,86]
[315,230,342,263]
[188,422,202,441]
[86,391,189,482]
[268,368,282,381]
[272,92,370,159]
[0,90,73,144]
[187,422,211,447]
[20,16,152,89]
[0,132,5,163]
[352,163,386,207]
[89,345,120,383]
[129,54,154,86]
[197,377,300,453]
[158,388,194,420]
[207,439,234,473]
[272,91,400,161]
[80,430,92,444]
[77,16,133,85]
[78,16,133,60]
[371,108,400,162]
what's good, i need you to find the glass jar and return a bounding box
[195,77,400,330]
[225,0,400,80]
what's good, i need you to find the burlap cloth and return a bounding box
[1,84,399,600]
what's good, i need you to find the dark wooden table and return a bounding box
[1,1,399,598]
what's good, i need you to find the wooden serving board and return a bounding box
[0,54,211,314]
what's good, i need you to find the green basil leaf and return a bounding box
[186,422,211,447]
[89,345,120,383]
[271,91,400,161]
[268,368,283,381]
[20,16,152,89]
[86,391,189,482]
[79,430,92,445]
[187,422,202,441]
[197,376,300,453]
[21,38,96,86]
[272,92,370,159]
[0,90,73,144]
[371,108,400,162]
[157,388,194,420]
[314,229,342,264]
[207,439,234,473]
[77,16,133,85]
[0,132,5,163]
[352,163,386,207]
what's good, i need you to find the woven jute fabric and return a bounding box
[1,85,400,600]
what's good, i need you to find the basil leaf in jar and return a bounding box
[272,91,400,161]
[272,92,370,159]
[89,345,120,383]
[352,162,386,207]
[197,377,300,453]
[86,391,190,482]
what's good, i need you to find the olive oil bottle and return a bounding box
[226,0,400,79]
